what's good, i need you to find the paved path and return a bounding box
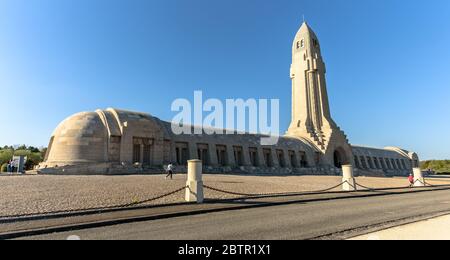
[18,188,450,240]
[350,214,450,240]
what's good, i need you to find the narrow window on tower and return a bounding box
[297,39,305,49]
[313,39,318,47]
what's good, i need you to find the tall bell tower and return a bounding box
[287,22,353,168]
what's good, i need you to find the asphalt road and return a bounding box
[21,189,450,240]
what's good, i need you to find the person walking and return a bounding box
[7,160,12,173]
[165,163,175,180]
[408,174,415,187]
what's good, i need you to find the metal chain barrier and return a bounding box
[416,179,427,186]
[420,179,450,187]
[354,178,435,191]
[418,179,437,187]
[354,182,377,191]
[205,177,450,200]
[353,182,402,194]
[0,186,187,221]
[412,179,437,187]
[203,181,348,199]
[2,177,450,221]
[424,181,436,187]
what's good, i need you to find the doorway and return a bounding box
[333,147,348,168]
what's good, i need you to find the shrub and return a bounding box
[1,163,7,173]
[14,150,31,157]
[25,152,43,170]
[421,160,450,174]
[0,149,13,165]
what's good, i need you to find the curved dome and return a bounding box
[45,111,108,165]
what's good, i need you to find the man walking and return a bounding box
[165,163,175,180]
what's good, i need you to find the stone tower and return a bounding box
[287,22,353,168]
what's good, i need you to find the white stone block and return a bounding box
[342,165,356,191]
[186,160,204,203]
[413,168,425,187]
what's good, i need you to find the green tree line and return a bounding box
[0,145,47,172]
[421,160,450,174]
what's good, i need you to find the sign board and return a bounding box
[12,156,27,173]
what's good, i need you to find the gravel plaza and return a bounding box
[1,173,448,218]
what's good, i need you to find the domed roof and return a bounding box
[46,111,108,165]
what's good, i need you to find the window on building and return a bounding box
[360,156,367,169]
[379,157,386,169]
[197,144,209,166]
[402,159,407,170]
[175,142,189,166]
[216,145,228,166]
[383,158,389,169]
[289,151,298,168]
[313,39,318,47]
[366,157,374,169]
[176,148,180,165]
[300,151,308,168]
[277,150,286,168]
[391,159,397,170]
[249,148,259,167]
[263,149,273,167]
[297,39,305,49]
[133,137,153,164]
[133,144,141,164]
[143,144,152,165]
[233,146,244,166]
[396,159,402,170]
[373,157,380,169]
[354,156,360,169]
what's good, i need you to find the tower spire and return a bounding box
[287,22,350,158]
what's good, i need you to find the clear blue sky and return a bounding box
[0,0,449,160]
